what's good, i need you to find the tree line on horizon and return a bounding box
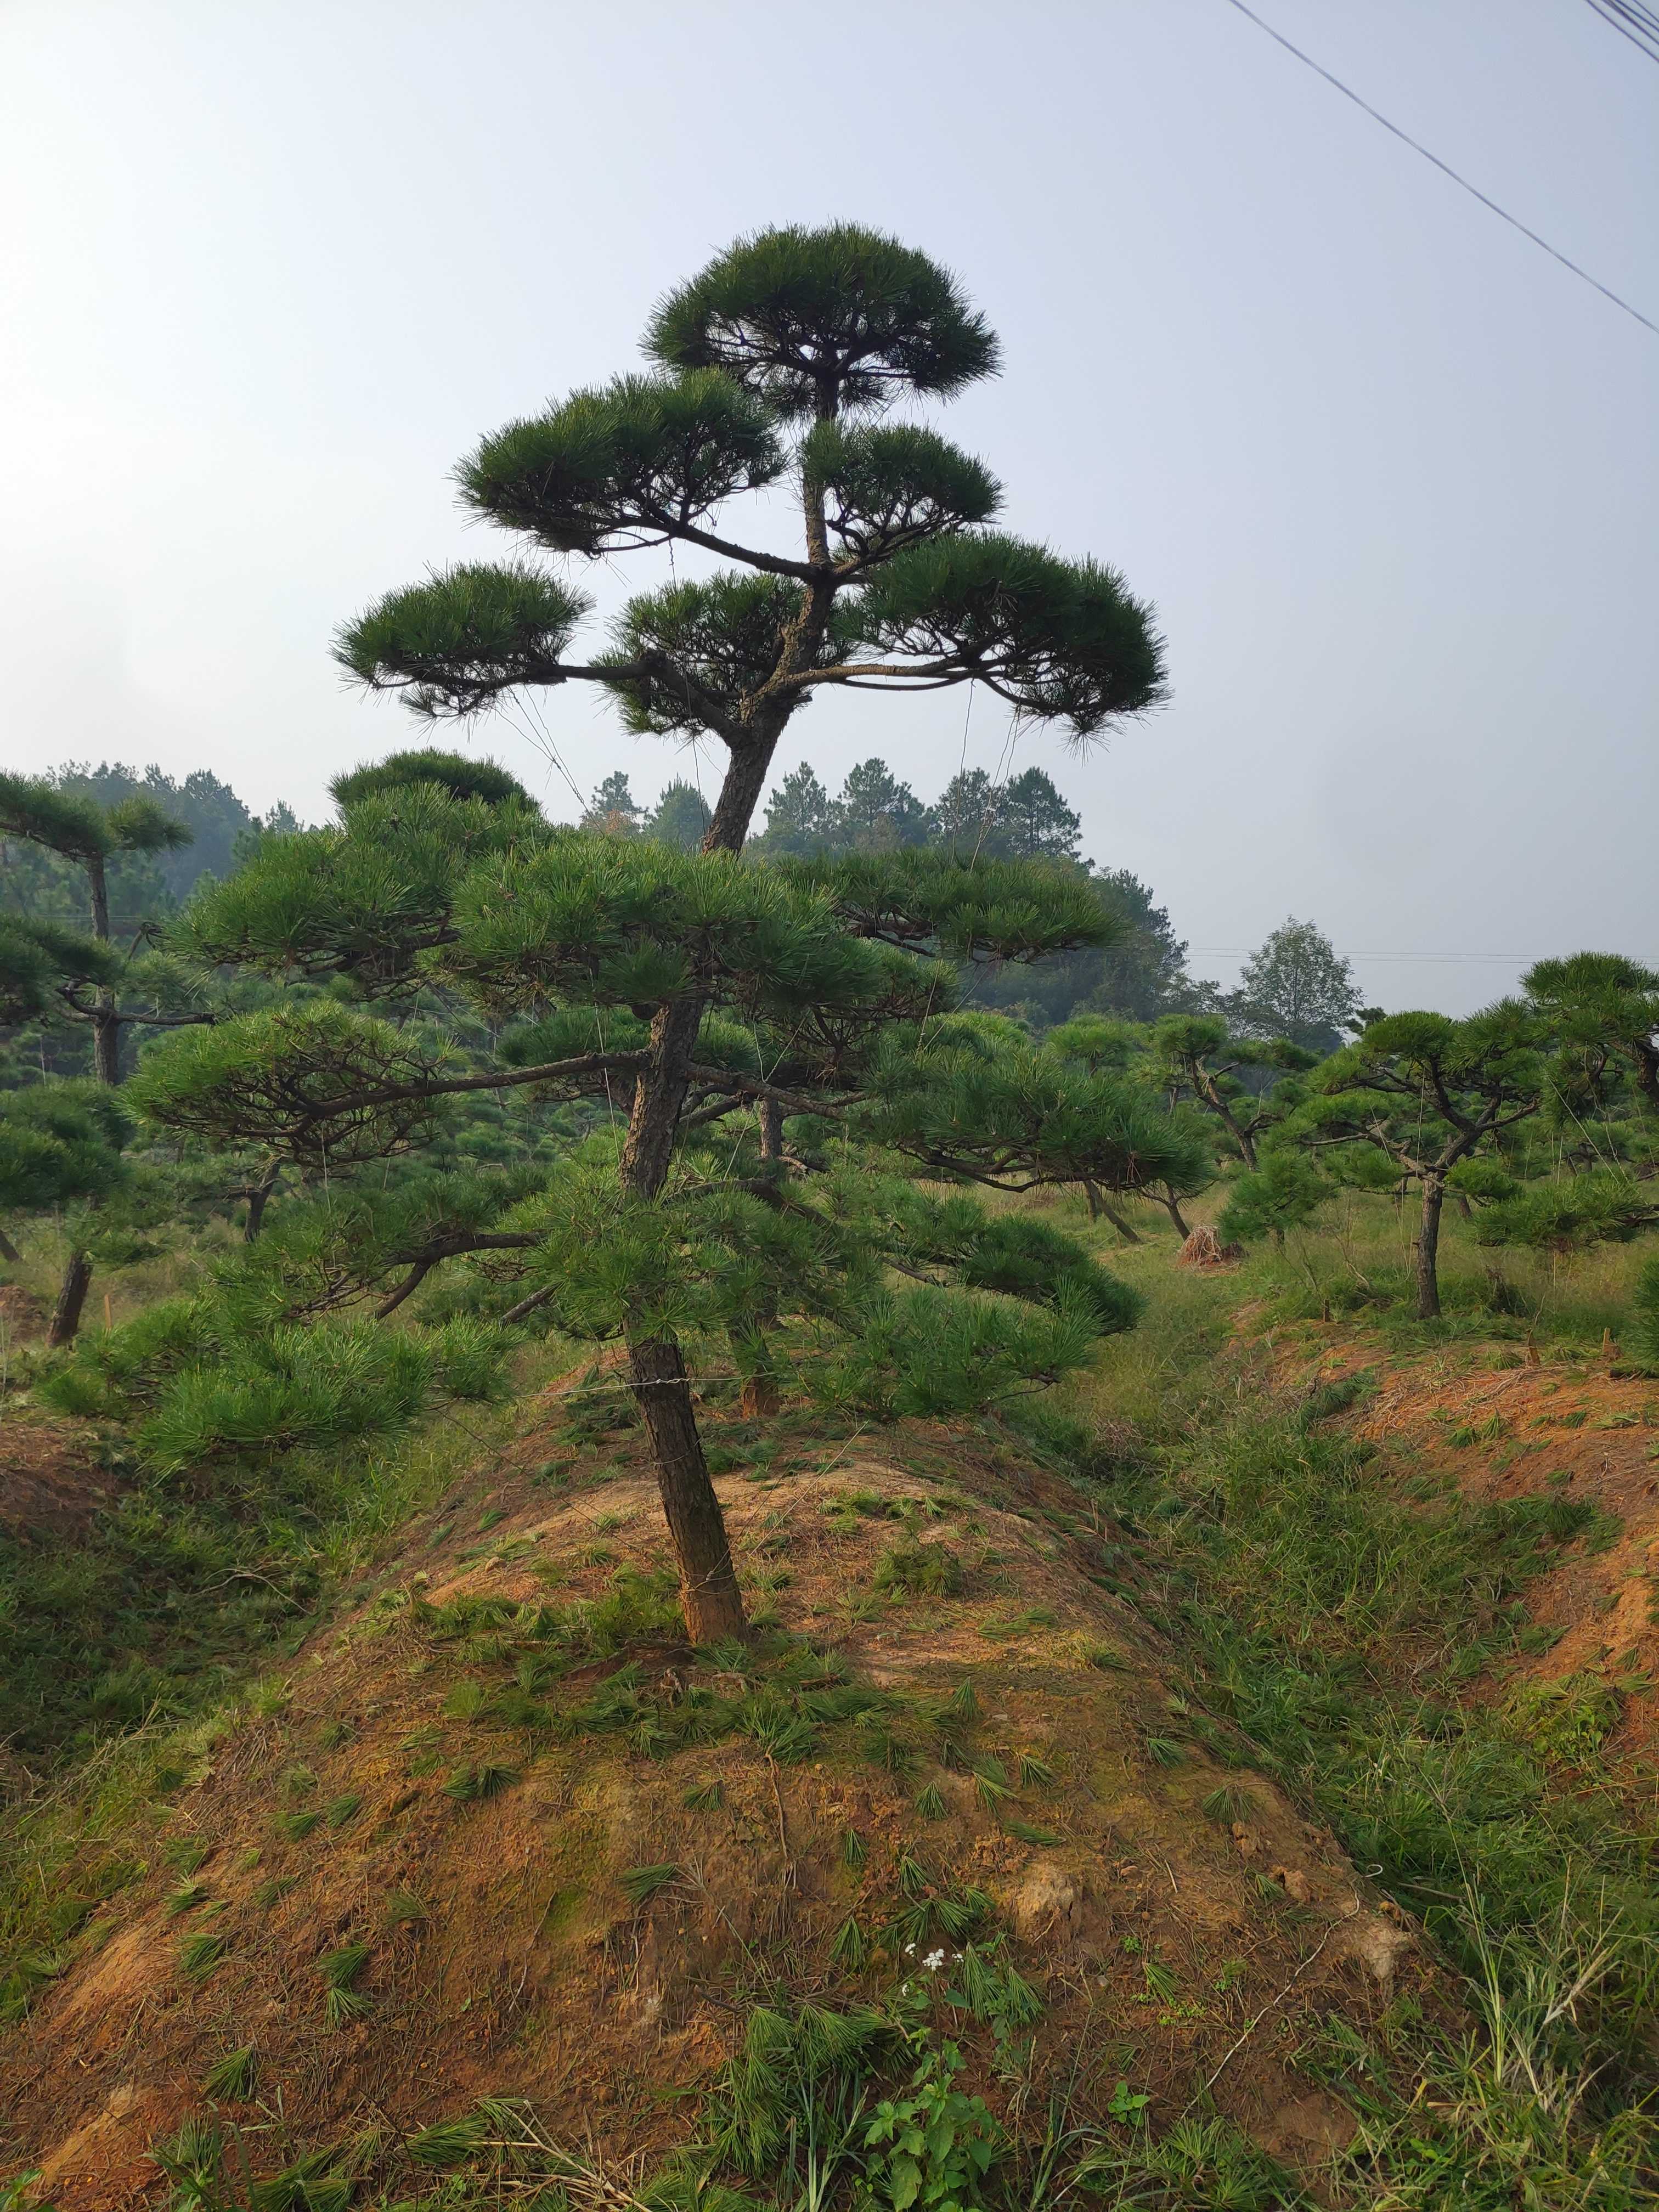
[2,752,1369,1062]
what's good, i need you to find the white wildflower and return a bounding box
[923,1947,946,1972]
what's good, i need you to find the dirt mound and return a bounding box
[1,1404,1432,2207]
[0,1407,118,1539]
[1286,1324,1659,1763]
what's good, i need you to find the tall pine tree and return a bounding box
[144,227,1166,1639]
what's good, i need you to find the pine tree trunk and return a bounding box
[612,721,795,1638]
[757,1097,785,1166]
[86,854,121,1085]
[48,1248,93,1348]
[243,1166,279,1243]
[1160,1194,1192,1239]
[1415,1176,1446,1321]
[1090,1189,1143,1244]
[628,1333,746,1643]
[618,995,747,1639]
[91,1006,121,1086]
[0,1227,19,1265]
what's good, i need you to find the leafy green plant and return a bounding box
[862,2033,1002,2210]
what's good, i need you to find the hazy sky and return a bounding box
[3,0,1654,1009]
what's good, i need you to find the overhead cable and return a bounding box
[1222,0,1658,338]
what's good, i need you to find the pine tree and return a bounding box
[758,764,838,855]
[580,771,642,836]
[142,227,1165,1640]
[1146,1015,1316,1170]
[833,759,935,851]
[934,769,1000,857]
[0,1082,133,1340]
[994,767,1083,862]
[870,1016,1210,1234]
[644,781,714,850]
[1283,1007,1552,1318]
[0,774,195,1082]
[1525,952,1659,1116]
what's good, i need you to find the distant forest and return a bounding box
[0,755,1358,1054]
[584,755,1212,1029]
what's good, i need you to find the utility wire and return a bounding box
[1583,0,1659,66]
[1221,0,1659,338]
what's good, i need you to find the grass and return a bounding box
[1048,1194,1659,2195]
[8,1182,1659,2202]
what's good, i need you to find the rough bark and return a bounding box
[1159,1193,1192,1239]
[85,853,121,1085]
[243,1166,279,1243]
[1415,1175,1446,1320]
[610,495,832,1638]
[628,1331,747,1642]
[704,738,779,855]
[48,1248,93,1348]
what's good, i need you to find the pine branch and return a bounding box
[289,1050,648,1124]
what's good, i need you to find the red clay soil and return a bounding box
[0,1402,1429,2208]
[1279,1322,1659,1763]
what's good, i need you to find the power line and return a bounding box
[1221,0,1659,339]
[1584,0,1659,66]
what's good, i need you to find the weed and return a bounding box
[864,2032,1003,2209]
[1003,1818,1065,1847]
[177,1930,227,1983]
[1201,1785,1257,1825]
[318,1938,371,2027]
[684,1780,724,1811]
[444,1760,520,1802]
[874,1541,964,1598]
[201,2044,257,2101]
[324,1791,362,1829]
[619,1862,680,1907]
[831,1916,870,1971]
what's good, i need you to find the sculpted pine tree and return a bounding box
[1285,1007,1551,1319]
[146,227,1165,1641]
